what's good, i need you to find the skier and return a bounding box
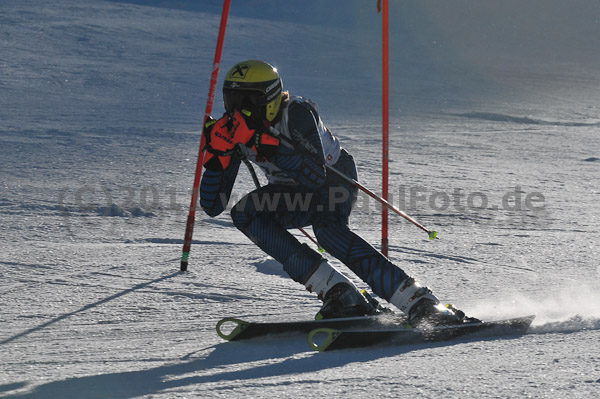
[200,60,477,326]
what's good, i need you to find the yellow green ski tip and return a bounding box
[428,231,438,240]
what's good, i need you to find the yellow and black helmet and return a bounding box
[222,60,283,122]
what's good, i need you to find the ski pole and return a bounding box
[242,158,325,252]
[180,0,231,272]
[242,158,261,188]
[268,127,438,240]
[324,164,438,240]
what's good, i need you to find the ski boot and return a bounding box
[407,299,482,327]
[390,277,480,327]
[316,282,381,320]
[304,260,379,320]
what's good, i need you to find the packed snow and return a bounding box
[1,1,599,398]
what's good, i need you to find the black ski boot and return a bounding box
[408,299,481,327]
[390,277,480,327]
[315,283,380,320]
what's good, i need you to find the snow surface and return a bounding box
[1,0,600,397]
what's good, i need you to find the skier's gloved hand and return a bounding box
[202,116,226,171]
[234,109,280,160]
[202,112,256,171]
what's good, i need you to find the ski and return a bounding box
[216,314,407,341]
[307,315,536,352]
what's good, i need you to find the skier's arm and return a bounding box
[271,102,327,188]
[200,152,241,217]
[200,111,258,217]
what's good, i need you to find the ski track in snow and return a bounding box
[1,0,600,398]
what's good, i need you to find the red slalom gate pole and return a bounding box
[180,0,231,272]
[381,0,390,256]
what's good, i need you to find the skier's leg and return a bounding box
[314,218,477,324]
[230,184,318,283]
[315,150,473,324]
[231,184,376,318]
[313,222,408,300]
[313,149,409,301]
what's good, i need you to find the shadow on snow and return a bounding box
[4,333,535,399]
